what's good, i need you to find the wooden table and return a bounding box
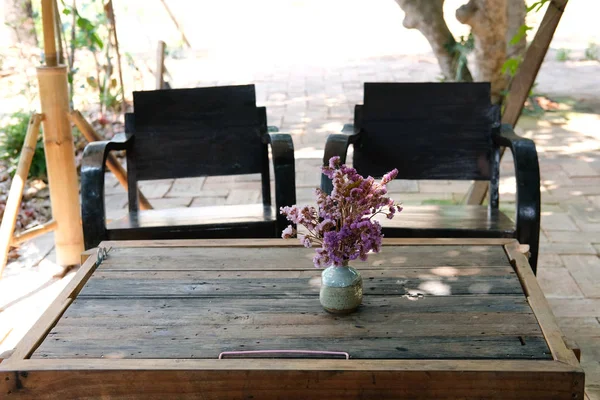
[1,238,584,399]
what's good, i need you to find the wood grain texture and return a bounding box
[0,362,584,399]
[76,267,523,298]
[97,245,510,270]
[355,83,495,180]
[376,205,514,235]
[2,240,582,400]
[505,241,580,367]
[132,85,265,180]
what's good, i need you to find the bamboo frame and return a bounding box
[68,110,153,210]
[465,0,569,205]
[37,66,84,266]
[11,220,58,246]
[0,114,43,278]
[155,40,166,89]
[0,238,584,399]
[159,0,192,48]
[41,0,58,67]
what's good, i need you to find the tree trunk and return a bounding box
[506,0,527,61]
[456,0,507,102]
[3,0,38,47]
[395,0,472,82]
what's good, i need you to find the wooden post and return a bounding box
[68,110,153,210]
[0,114,43,278]
[37,66,84,266]
[156,41,166,90]
[41,0,58,67]
[465,0,569,205]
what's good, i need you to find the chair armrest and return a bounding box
[321,131,360,194]
[265,133,296,233]
[80,134,133,249]
[493,124,541,272]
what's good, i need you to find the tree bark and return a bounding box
[395,0,472,82]
[456,0,507,102]
[3,0,38,47]
[506,0,527,61]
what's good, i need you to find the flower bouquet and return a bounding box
[281,156,401,313]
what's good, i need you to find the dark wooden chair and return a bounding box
[321,82,541,272]
[81,84,296,249]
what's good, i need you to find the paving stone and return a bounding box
[545,231,600,243]
[138,179,173,199]
[148,197,192,209]
[538,253,565,268]
[548,299,600,318]
[190,197,226,207]
[540,212,579,231]
[104,194,128,210]
[540,242,597,255]
[166,177,207,197]
[537,266,584,298]
[561,255,600,298]
[226,190,261,205]
[557,317,600,339]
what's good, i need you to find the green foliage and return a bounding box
[526,0,550,13]
[502,57,522,78]
[556,48,571,62]
[509,25,532,46]
[445,34,474,82]
[585,42,599,61]
[0,112,46,179]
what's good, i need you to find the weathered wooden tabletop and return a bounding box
[1,238,584,399]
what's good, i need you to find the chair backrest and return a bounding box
[129,85,268,181]
[354,82,498,181]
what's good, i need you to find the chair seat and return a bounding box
[376,205,515,238]
[107,204,278,240]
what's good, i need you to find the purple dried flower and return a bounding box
[281,156,402,268]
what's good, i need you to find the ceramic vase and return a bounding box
[319,263,363,314]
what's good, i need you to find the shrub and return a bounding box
[0,112,46,179]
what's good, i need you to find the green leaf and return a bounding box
[509,25,532,46]
[526,0,549,13]
[62,8,71,15]
[501,58,521,76]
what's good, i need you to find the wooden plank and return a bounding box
[2,255,97,364]
[58,296,537,317]
[98,238,517,248]
[77,267,522,298]
[33,335,550,360]
[505,241,580,367]
[98,245,511,270]
[375,205,514,232]
[0,359,584,400]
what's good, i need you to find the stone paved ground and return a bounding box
[2,1,600,397]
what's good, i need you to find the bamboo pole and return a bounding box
[0,114,43,278]
[41,0,58,67]
[158,0,191,48]
[69,110,153,210]
[156,40,166,90]
[53,0,65,65]
[465,0,569,204]
[37,66,84,266]
[11,220,58,246]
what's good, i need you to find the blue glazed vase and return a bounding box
[319,263,363,314]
